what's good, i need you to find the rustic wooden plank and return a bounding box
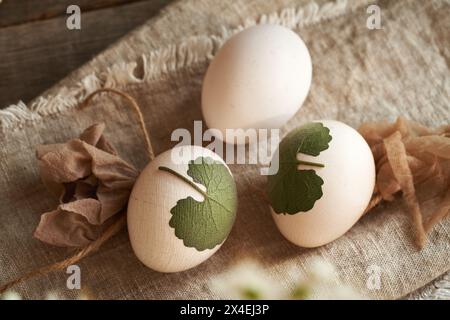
[0,0,146,28]
[0,0,172,108]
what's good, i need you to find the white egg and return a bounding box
[202,24,312,144]
[127,145,237,272]
[271,120,375,248]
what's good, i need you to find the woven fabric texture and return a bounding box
[0,0,449,299]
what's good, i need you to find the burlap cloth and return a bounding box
[0,0,449,299]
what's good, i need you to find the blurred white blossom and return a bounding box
[210,260,284,299]
[1,289,93,300]
[307,257,336,282]
[296,257,364,299]
[210,257,366,300]
[1,291,22,300]
[45,292,60,300]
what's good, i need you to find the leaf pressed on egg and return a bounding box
[161,157,237,251]
[267,122,332,214]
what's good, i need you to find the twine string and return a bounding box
[81,88,155,160]
[0,88,155,295]
[0,215,127,294]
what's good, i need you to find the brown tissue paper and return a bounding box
[359,117,450,248]
[34,123,138,247]
[33,117,449,250]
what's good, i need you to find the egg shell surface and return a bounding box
[272,120,376,248]
[128,145,236,273]
[202,24,312,144]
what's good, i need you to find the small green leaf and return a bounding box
[267,122,332,214]
[159,157,237,251]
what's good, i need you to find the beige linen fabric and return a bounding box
[0,0,449,299]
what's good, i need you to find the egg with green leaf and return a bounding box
[267,120,375,248]
[127,145,237,272]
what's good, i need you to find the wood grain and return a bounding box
[0,0,144,27]
[0,0,171,109]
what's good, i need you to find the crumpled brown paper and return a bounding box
[34,123,139,247]
[34,118,449,249]
[359,117,450,248]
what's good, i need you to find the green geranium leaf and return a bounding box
[267,122,332,214]
[159,157,237,251]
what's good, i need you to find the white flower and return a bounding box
[45,292,60,300]
[209,260,284,299]
[1,291,22,300]
[306,257,337,283]
[209,258,366,300]
[290,258,366,300]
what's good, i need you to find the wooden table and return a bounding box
[0,0,172,109]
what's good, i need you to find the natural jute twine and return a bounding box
[0,88,155,294]
[0,90,385,294]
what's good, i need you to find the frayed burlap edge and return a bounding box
[0,0,377,133]
[405,273,450,300]
[1,0,448,299]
